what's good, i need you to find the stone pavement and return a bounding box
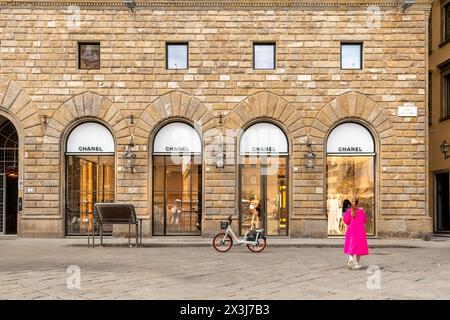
[0,237,450,300]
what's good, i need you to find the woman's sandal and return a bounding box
[352,263,363,270]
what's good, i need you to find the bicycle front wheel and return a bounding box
[213,233,233,252]
[247,238,266,253]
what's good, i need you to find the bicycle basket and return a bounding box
[220,221,228,229]
[245,229,257,242]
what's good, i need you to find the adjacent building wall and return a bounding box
[429,0,450,234]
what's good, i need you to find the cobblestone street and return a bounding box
[1,238,449,300]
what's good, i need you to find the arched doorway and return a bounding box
[0,116,18,235]
[152,122,202,236]
[65,122,116,236]
[326,122,376,236]
[239,122,289,236]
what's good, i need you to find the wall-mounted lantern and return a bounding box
[305,135,316,169]
[123,139,136,173]
[123,114,137,173]
[214,112,227,169]
[440,141,450,160]
[215,133,225,169]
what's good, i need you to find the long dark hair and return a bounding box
[342,199,351,213]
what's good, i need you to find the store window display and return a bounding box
[326,123,376,236]
[239,122,289,236]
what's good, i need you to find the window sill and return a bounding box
[439,116,450,122]
[252,69,277,72]
[340,68,364,72]
[439,38,450,48]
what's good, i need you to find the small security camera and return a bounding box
[123,0,136,12]
[402,0,415,11]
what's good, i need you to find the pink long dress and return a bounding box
[343,208,369,256]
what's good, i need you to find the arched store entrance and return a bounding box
[152,122,202,236]
[326,122,376,236]
[65,121,116,236]
[0,116,18,235]
[239,122,289,236]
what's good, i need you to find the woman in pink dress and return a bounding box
[343,198,369,270]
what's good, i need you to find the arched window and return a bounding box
[326,122,376,236]
[0,117,19,235]
[152,122,202,236]
[239,122,289,236]
[65,122,115,236]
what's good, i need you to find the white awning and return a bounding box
[240,122,288,155]
[153,122,202,154]
[327,122,375,155]
[66,122,115,155]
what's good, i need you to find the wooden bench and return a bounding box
[90,203,142,248]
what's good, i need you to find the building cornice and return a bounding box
[0,0,434,10]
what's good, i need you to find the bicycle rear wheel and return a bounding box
[213,233,233,252]
[247,238,266,253]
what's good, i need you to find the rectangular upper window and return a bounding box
[78,42,100,70]
[166,43,188,70]
[443,72,450,120]
[445,2,450,42]
[438,59,450,121]
[253,43,276,70]
[341,43,363,70]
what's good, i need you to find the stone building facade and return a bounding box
[0,0,432,238]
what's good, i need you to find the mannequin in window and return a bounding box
[327,194,340,234]
[169,199,183,224]
[250,196,261,229]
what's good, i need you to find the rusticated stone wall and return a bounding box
[0,0,432,237]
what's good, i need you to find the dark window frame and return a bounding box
[440,0,450,47]
[429,12,433,53]
[429,71,433,126]
[441,70,450,121]
[439,59,450,121]
[166,42,189,70]
[340,42,363,70]
[78,42,101,70]
[253,42,276,70]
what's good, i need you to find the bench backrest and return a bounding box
[94,203,137,225]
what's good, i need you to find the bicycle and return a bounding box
[212,215,267,253]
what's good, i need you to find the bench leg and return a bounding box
[139,219,142,247]
[135,223,138,248]
[100,225,103,247]
[128,220,131,248]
